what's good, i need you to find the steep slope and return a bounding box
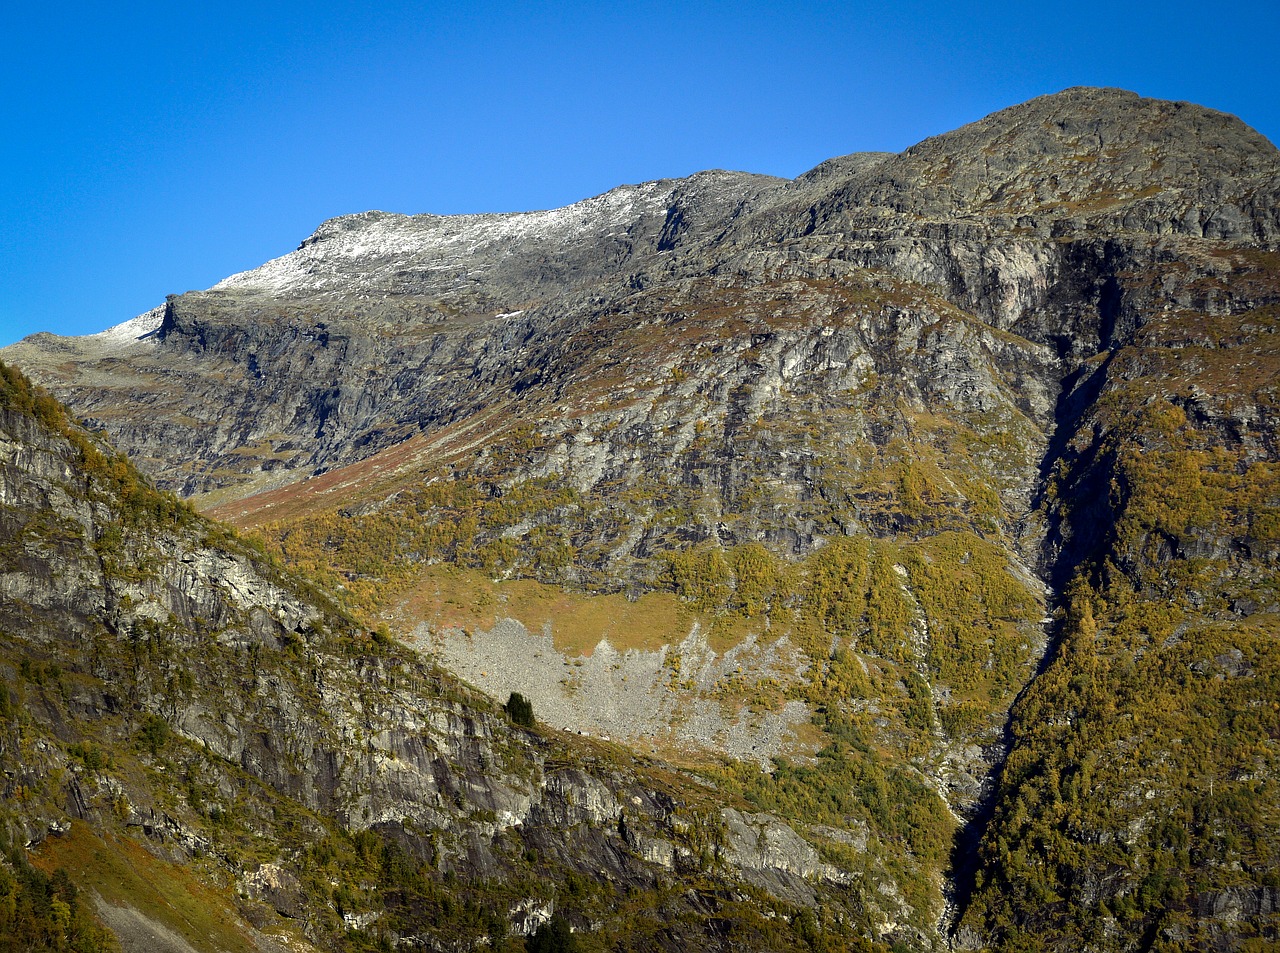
[958,263,1280,949]
[4,87,1280,951]
[0,361,923,952]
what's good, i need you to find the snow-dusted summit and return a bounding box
[212,171,785,300]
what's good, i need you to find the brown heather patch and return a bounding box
[205,432,434,528]
[389,564,702,657]
[205,400,532,529]
[1204,245,1280,291]
[1136,304,1280,349]
[1124,245,1280,303]
[1120,310,1280,396]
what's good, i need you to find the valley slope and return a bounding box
[2,361,900,952]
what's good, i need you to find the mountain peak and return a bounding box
[933,85,1279,167]
[794,86,1279,233]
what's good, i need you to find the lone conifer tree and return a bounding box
[504,691,535,728]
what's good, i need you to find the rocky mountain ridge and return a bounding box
[4,90,1275,530]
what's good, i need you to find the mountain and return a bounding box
[4,86,1280,950]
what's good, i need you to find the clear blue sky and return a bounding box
[2,1,1277,347]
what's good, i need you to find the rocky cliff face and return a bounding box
[4,87,1280,951]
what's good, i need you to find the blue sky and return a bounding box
[2,1,1277,347]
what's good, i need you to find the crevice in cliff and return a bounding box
[944,346,1118,937]
[1033,349,1118,591]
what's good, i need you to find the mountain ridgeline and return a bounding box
[3,87,1279,951]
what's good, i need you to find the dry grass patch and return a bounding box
[390,564,702,656]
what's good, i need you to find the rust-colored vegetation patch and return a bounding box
[32,823,263,953]
[203,434,424,527]
[1119,305,1280,396]
[391,564,699,656]
[204,401,539,529]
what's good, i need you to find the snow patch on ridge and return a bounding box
[211,180,677,296]
[89,305,165,345]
